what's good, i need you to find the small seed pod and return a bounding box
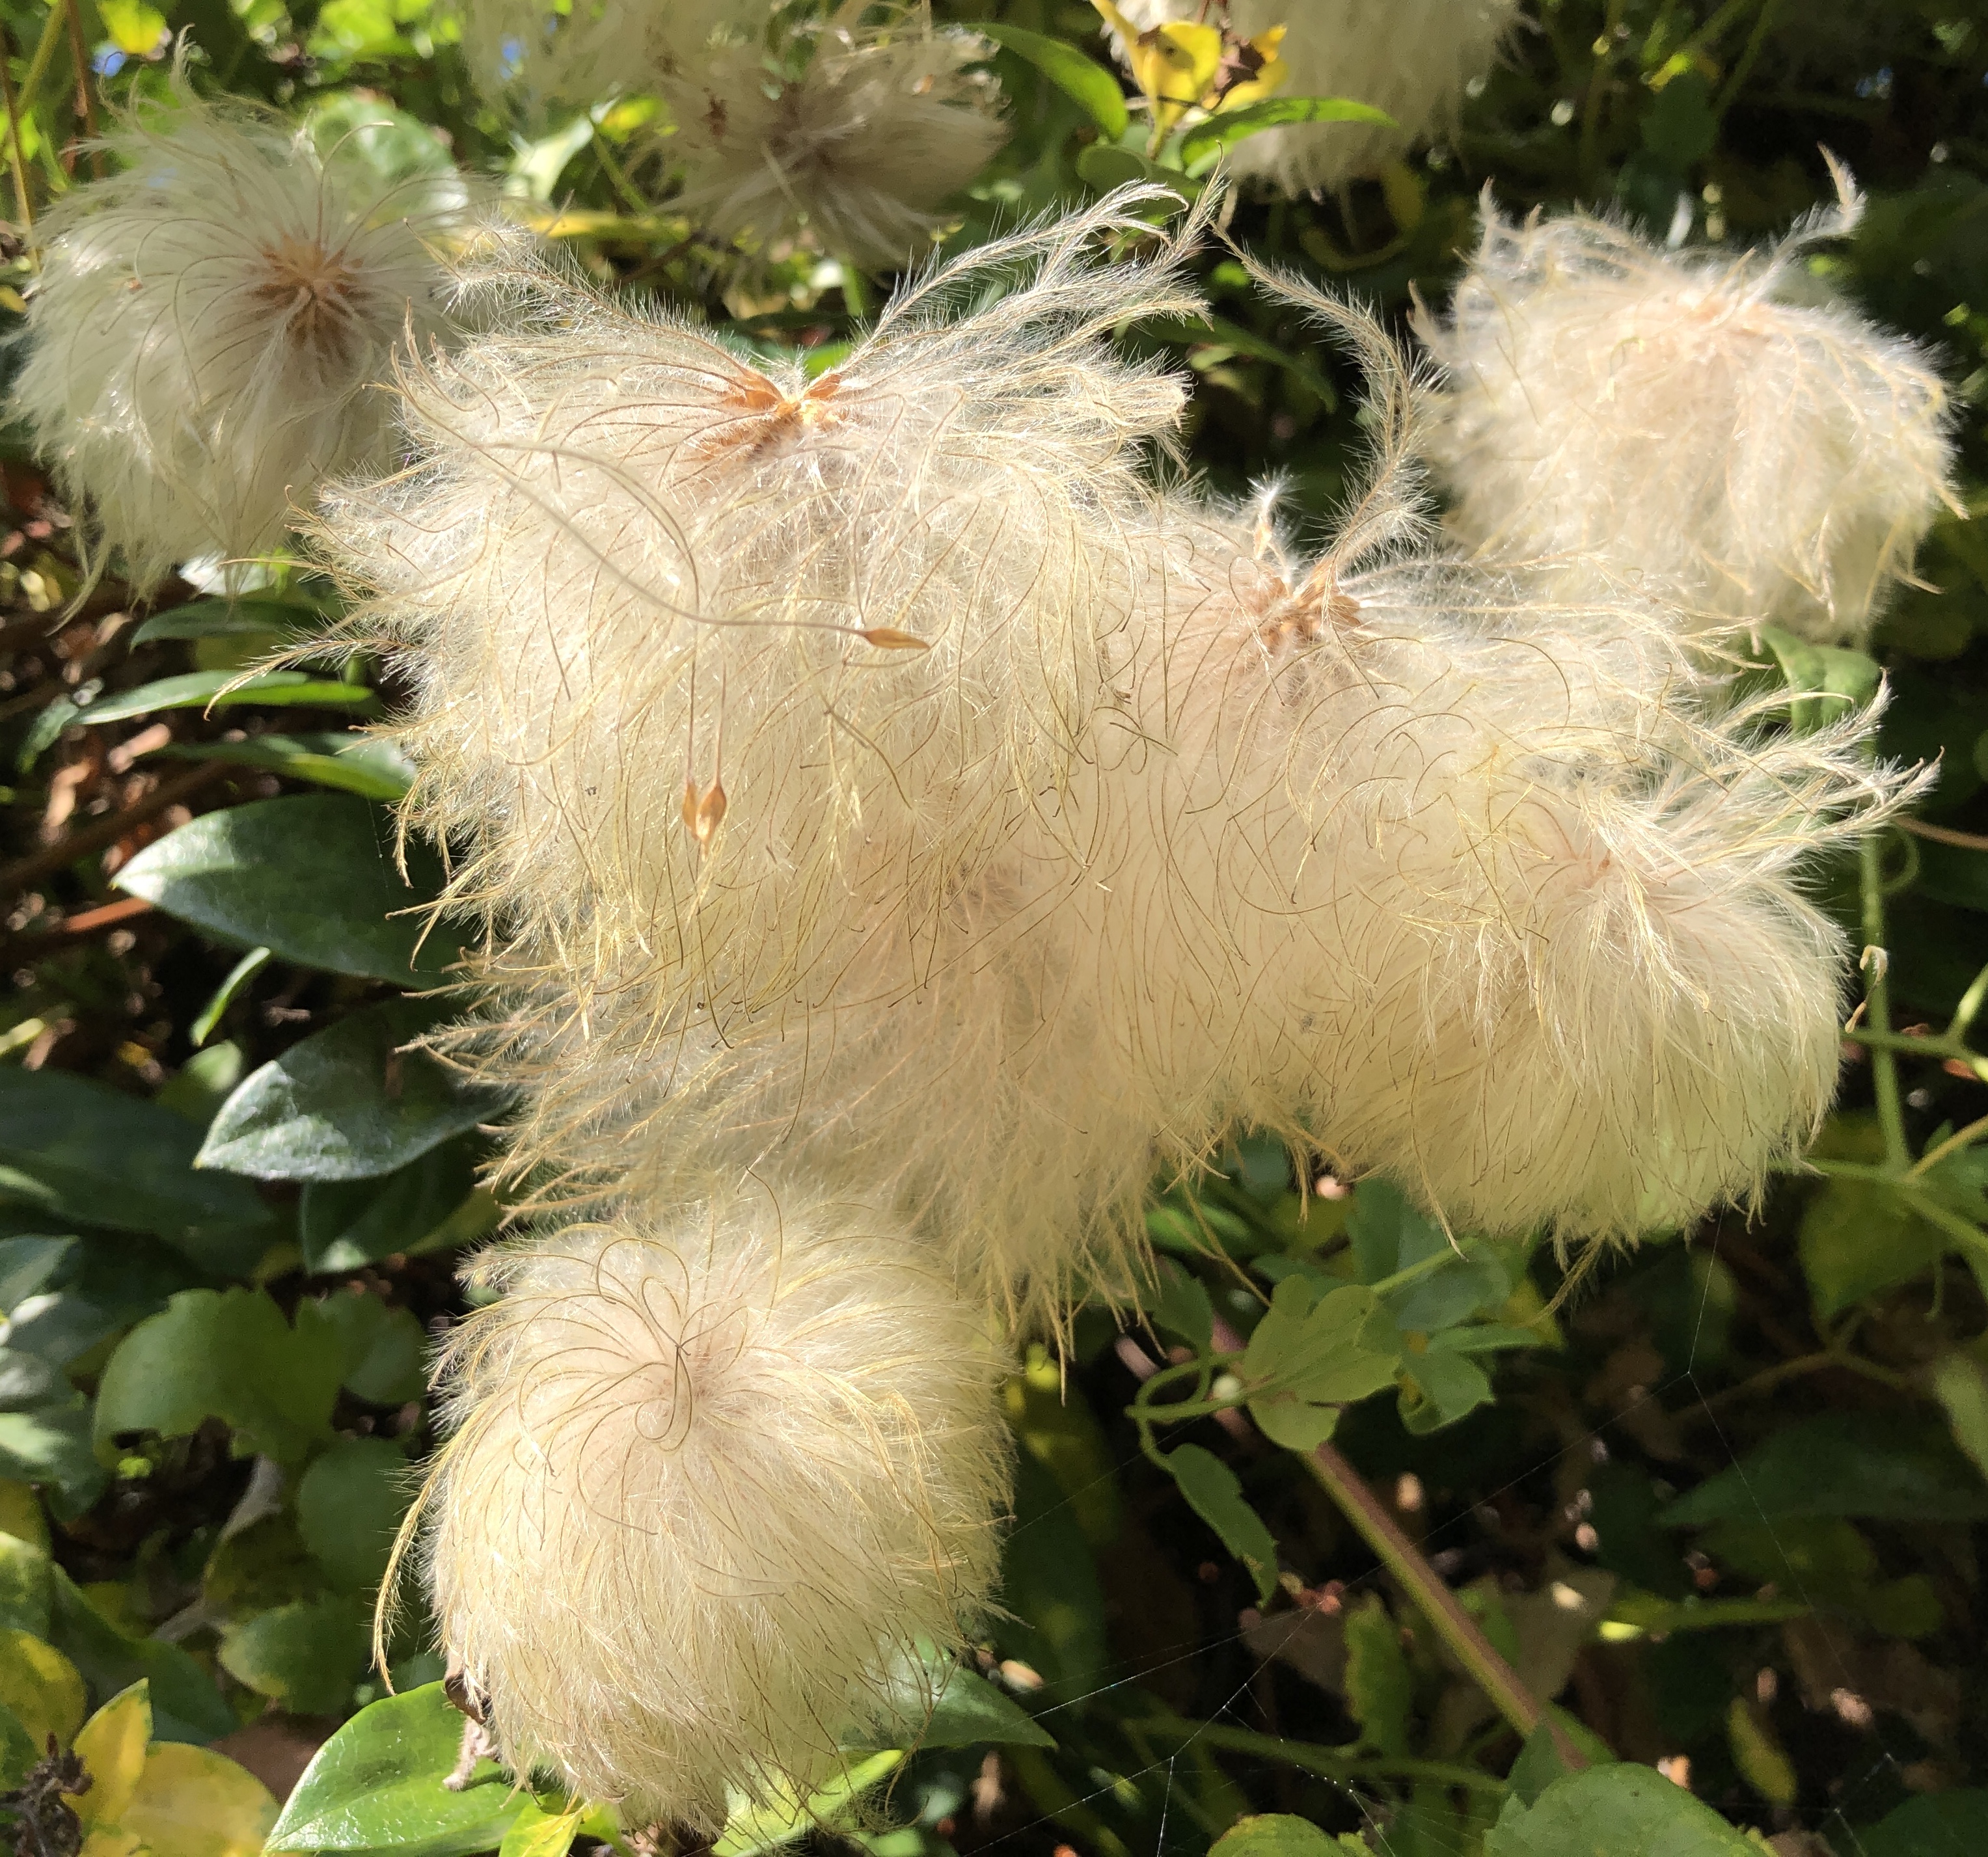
[1416,182,1961,644]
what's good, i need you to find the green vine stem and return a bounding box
[1300,1437,1586,1773]
[1860,834,1910,1169]
[1138,1715,1510,1796]
[1131,1322,1586,1776]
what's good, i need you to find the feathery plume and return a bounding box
[666,3,1007,267]
[1106,0,1518,191]
[312,189,1210,1201]
[1416,186,1960,644]
[13,77,467,591]
[450,0,755,109]
[415,1187,1009,1828]
[325,198,1920,1330]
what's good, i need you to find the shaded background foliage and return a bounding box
[1,1,1988,1853]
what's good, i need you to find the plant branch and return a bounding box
[0,761,232,895]
[1860,836,1909,1169]
[1301,1438,1586,1773]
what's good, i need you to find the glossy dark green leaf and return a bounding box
[266,1682,524,1854]
[116,795,453,983]
[300,1140,481,1273]
[200,999,498,1182]
[93,1288,343,1466]
[1661,1410,1988,1526]
[975,23,1128,137]
[0,1405,102,1507]
[1485,1761,1755,1856]
[128,597,322,645]
[148,731,415,801]
[0,1068,272,1270]
[74,670,377,725]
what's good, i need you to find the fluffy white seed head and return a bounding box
[417,1188,1009,1829]
[13,81,465,591]
[1417,190,1960,644]
[1108,0,1518,191]
[666,5,1007,267]
[325,199,1922,1331]
[450,0,756,108]
[314,191,1206,1193]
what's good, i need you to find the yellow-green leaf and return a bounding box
[72,1683,152,1829]
[500,1799,586,1857]
[0,1629,86,1751]
[117,1742,281,1857]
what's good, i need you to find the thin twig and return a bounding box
[0,25,33,231]
[1913,1112,1988,1178]
[63,0,98,180]
[1141,1715,1510,1796]
[0,761,232,895]
[1680,1350,1913,1425]
[1900,815,1988,854]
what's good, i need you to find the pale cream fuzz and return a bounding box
[1109,0,1518,190]
[666,4,1007,267]
[318,198,1922,1334]
[418,1189,1008,1830]
[1417,191,1960,645]
[451,0,757,107]
[13,81,464,591]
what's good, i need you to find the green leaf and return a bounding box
[198,999,499,1183]
[191,948,272,1050]
[315,1289,429,1405]
[498,1801,585,1857]
[1856,1791,1988,1857]
[1938,1351,1988,1488]
[74,670,377,725]
[94,1288,343,1466]
[975,23,1128,137]
[149,732,416,802]
[1178,95,1395,167]
[128,598,322,645]
[0,1695,35,1791]
[0,1068,272,1271]
[267,1683,524,1854]
[1342,1593,1412,1756]
[0,1406,102,1508]
[713,1750,904,1857]
[850,1647,1055,1752]
[1485,1761,1756,1855]
[0,1236,74,1314]
[1749,625,1883,735]
[1798,1174,1947,1316]
[996,1452,1108,1690]
[1133,310,1336,408]
[219,1592,371,1714]
[1208,1814,1364,1857]
[116,794,454,984]
[1397,1346,1493,1435]
[47,1566,234,1744]
[1243,1278,1401,1449]
[1345,1179,1446,1282]
[1076,142,1197,200]
[1162,1443,1278,1603]
[297,1437,411,1593]
[1146,1259,1214,1353]
[1661,1410,1988,1525]
[301,1143,487,1275]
